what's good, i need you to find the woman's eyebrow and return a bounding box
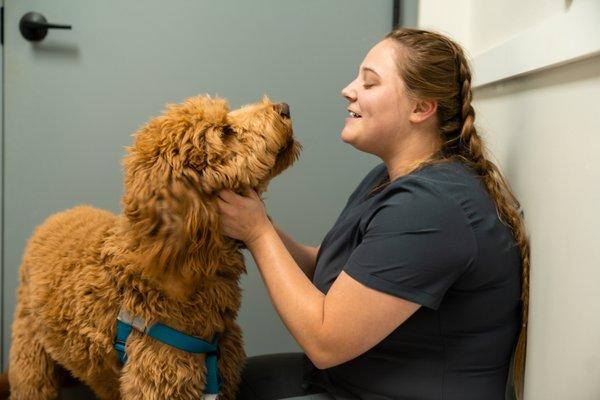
[361,67,380,77]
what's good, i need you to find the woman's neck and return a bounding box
[383,130,442,181]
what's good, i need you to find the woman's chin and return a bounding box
[341,130,371,153]
[340,128,356,143]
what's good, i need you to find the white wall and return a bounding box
[419,1,600,399]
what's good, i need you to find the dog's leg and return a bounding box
[214,318,246,400]
[77,368,121,400]
[8,290,60,400]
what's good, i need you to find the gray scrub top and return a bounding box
[302,160,521,400]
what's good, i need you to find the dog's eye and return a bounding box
[221,126,235,137]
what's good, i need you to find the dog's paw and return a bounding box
[201,394,220,400]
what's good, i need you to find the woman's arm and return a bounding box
[271,220,320,280]
[245,224,420,370]
[216,190,419,370]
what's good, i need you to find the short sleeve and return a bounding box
[343,179,477,310]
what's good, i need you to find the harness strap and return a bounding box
[114,310,222,394]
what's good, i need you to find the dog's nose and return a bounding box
[277,103,291,118]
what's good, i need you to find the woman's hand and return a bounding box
[216,188,272,246]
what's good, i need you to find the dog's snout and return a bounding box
[276,103,291,119]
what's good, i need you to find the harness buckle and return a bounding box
[117,309,147,333]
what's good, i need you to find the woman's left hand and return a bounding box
[216,188,272,245]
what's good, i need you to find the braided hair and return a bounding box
[371,28,531,399]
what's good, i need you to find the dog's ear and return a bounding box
[201,118,274,193]
[120,96,232,278]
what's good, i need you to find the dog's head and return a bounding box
[121,94,301,279]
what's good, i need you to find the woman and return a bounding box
[216,28,530,400]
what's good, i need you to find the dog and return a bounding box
[5,94,301,399]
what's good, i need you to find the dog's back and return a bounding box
[8,205,123,399]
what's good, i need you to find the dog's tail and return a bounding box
[0,369,9,400]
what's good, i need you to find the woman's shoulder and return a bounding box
[406,160,477,183]
[385,160,478,195]
[377,160,487,216]
[384,161,498,229]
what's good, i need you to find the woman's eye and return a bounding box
[363,84,374,89]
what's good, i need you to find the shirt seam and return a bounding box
[424,177,478,400]
[366,171,479,253]
[417,177,480,277]
[409,174,479,400]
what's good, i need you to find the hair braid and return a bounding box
[382,28,531,399]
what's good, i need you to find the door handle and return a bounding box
[19,11,72,42]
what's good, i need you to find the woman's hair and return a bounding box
[372,28,530,399]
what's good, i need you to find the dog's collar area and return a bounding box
[117,309,147,333]
[114,309,222,395]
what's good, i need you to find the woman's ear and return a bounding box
[409,98,437,124]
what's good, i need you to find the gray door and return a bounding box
[1,0,393,373]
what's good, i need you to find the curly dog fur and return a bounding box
[5,94,301,399]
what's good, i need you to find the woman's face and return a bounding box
[340,39,413,157]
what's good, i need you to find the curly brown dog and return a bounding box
[5,94,301,400]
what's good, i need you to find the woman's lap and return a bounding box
[236,352,332,400]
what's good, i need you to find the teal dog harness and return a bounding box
[114,309,222,395]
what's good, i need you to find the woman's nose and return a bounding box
[341,83,356,101]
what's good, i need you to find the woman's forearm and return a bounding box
[246,224,326,367]
[271,221,320,280]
